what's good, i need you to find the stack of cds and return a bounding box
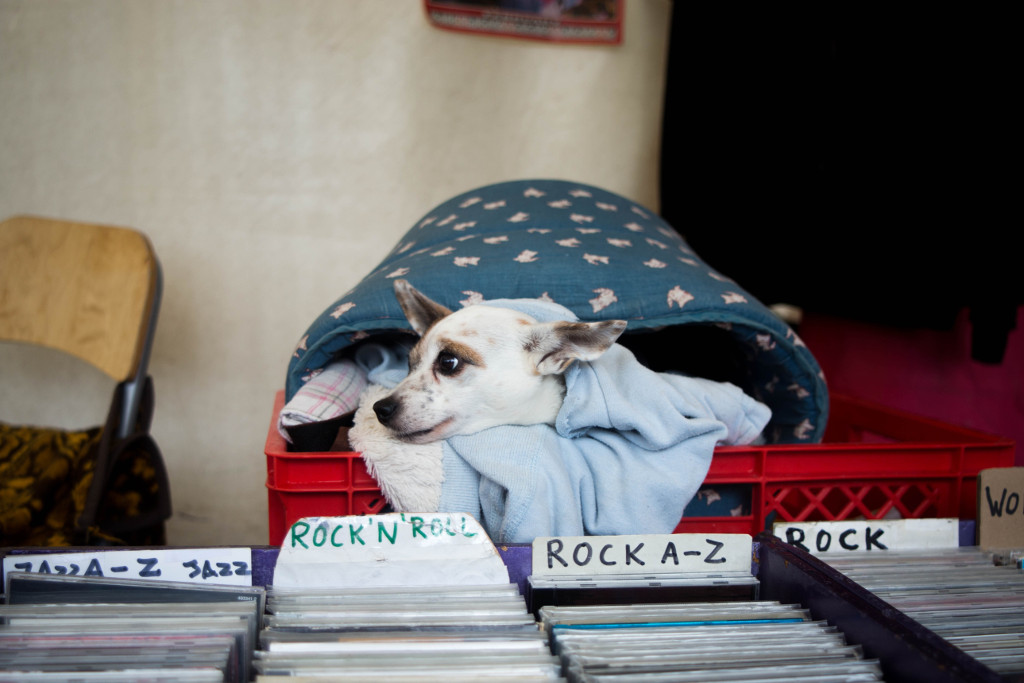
[539,601,885,682]
[823,548,1024,677]
[254,583,562,680]
[0,572,266,682]
[526,565,761,612]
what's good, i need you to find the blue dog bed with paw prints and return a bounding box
[286,179,828,445]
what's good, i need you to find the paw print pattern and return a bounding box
[329,302,356,319]
[370,182,767,326]
[590,288,618,312]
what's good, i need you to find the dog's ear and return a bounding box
[528,319,627,375]
[393,279,453,335]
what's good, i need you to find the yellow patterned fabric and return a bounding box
[0,423,101,545]
[0,421,166,547]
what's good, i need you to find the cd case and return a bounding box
[255,581,559,680]
[539,600,884,681]
[820,548,1024,678]
[0,571,267,682]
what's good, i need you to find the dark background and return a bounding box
[659,8,1016,362]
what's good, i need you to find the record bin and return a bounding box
[265,391,1015,545]
[0,536,1006,682]
[750,533,1004,683]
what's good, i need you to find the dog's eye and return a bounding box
[435,351,461,376]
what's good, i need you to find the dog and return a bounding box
[373,279,627,444]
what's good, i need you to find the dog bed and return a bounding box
[286,179,828,445]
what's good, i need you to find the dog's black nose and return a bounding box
[373,397,399,426]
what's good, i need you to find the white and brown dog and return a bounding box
[372,279,627,444]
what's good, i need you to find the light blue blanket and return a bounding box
[358,298,770,544]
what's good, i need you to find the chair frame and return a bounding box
[2,214,170,543]
[0,215,163,439]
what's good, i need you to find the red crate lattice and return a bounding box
[767,481,945,523]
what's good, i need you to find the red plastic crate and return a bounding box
[265,391,388,545]
[265,391,1014,545]
[675,394,1015,535]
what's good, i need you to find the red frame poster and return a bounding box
[424,0,623,45]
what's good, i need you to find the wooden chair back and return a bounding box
[0,215,161,383]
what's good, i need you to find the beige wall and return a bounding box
[0,0,671,546]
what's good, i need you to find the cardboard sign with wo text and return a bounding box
[978,467,1024,549]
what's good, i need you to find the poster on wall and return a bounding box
[424,0,623,45]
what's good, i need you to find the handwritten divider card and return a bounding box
[531,532,753,578]
[272,513,511,589]
[772,518,960,555]
[977,467,1024,550]
[2,547,254,586]
[526,533,758,611]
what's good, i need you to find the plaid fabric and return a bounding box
[278,358,368,440]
